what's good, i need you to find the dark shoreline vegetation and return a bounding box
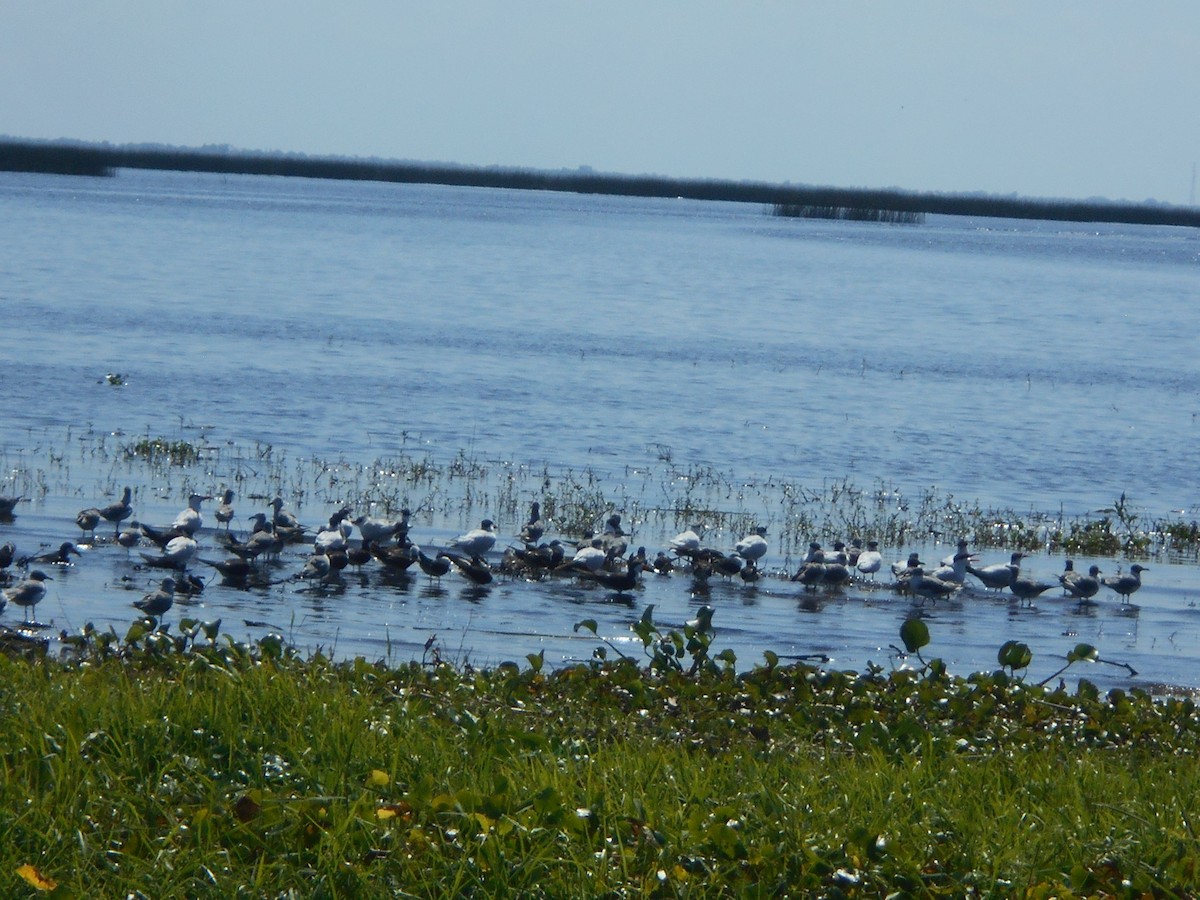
[4,137,1199,227]
[3,609,1200,896]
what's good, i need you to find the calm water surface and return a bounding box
[2,169,1198,691]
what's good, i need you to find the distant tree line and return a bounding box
[2,138,1197,227]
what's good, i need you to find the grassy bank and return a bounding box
[2,616,1199,897]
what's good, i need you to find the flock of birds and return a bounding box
[0,490,1150,628]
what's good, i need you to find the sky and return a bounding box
[3,2,1198,204]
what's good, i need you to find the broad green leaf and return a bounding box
[899,618,929,653]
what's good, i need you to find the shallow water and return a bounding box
[1,168,1198,692]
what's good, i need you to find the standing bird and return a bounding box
[0,495,25,518]
[0,541,15,575]
[133,577,175,621]
[856,540,883,579]
[450,519,498,557]
[75,507,102,541]
[139,535,198,570]
[438,550,494,585]
[1059,562,1103,602]
[1102,564,1148,603]
[172,493,211,537]
[931,547,972,585]
[1009,570,1057,605]
[99,486,133,536]
[519,502,545,546]
[968,552,1024,592]
[416,547,452,581]
[4,570,51,622]
[669,525,703,559]
[353,511,409,545]
[734,526,768,564]
[908,566,959,604]
[214,489,236,530]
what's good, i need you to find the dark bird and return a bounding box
[133,577,175,619]
[198,556,252,583]
[1009,571,1057,605]
[416,548,452,580]
[75,507,102,541]
[0,494,25,519]
[908,567,959,604]
[1059,561,1102,601]
[578,559,643,595]
[519,501,545,546]
[438,550,494,585]
[214,489,236,529]
[99,486,133,535]
[4,570,51,621]
[24,541,82,566]
[346,542,373,571]
[370,542,417,572]
[0,541,15,573]
[1102,564,1148,603]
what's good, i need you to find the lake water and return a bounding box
[2,167,1199,693]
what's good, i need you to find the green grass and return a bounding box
[2,618,1200,897]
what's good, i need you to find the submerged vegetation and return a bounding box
[2,611,1199,896]
[3,138,1198,227]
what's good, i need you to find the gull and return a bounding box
[298,551,339,585]
[171,493,211,537]
[450,519,498,557]
[0,494,25,518]
[139,535,197,570]
[908,567,959,604]
[891,552,922,579]
[0,541,15,574]
[856,541,883,579]
[578,559,643,596]
[4,570,51,621]
[518,502,545,546]
[1059,561,1102,602]
[560,538,609,574]
[1009,571,1057,605]
[438,550,494,585]
[353,511,410,545]
[270,496,302,530]
[416,547,452,580]
[1102,564,1148,603]
[99,487,133,535]
[930,547,972,584]
[669,525,703,559]
[214,489,236,530]
[197,556,252,583]
[968,552,1024,591]
[23,542,82,566]
[133,577,175,620]
[75,507,102,541]
[940,539,971,567]
[734,526,768,564]
[315,520,353,554]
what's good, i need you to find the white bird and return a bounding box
[172,493,211,537]
[354,511,410,545]
[1102,564,1148,603]
[856,541,883,578]
[4,570,52,621]
[669,525,702,557]
[968,552,1024,591]
[563,539,608,574]
[734,526,768,563]
[1059,561,1103,601]
[315,520,353,554]
[140,535,197,570]
[451,519,498,557]
[940,539,970,567]
[931,548,972,584]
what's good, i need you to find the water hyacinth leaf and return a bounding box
[201,618,223,640]
[573,618,598,635]
[526,650,544,673]
[1068,643,1099,663]
[998,640,1033,671]
[899,618,929,653]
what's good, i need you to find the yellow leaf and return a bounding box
[377,807,397,820]
[16,864,58,891]
[367,769,390,787]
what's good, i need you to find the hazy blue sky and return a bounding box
[3,2,1197,203]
